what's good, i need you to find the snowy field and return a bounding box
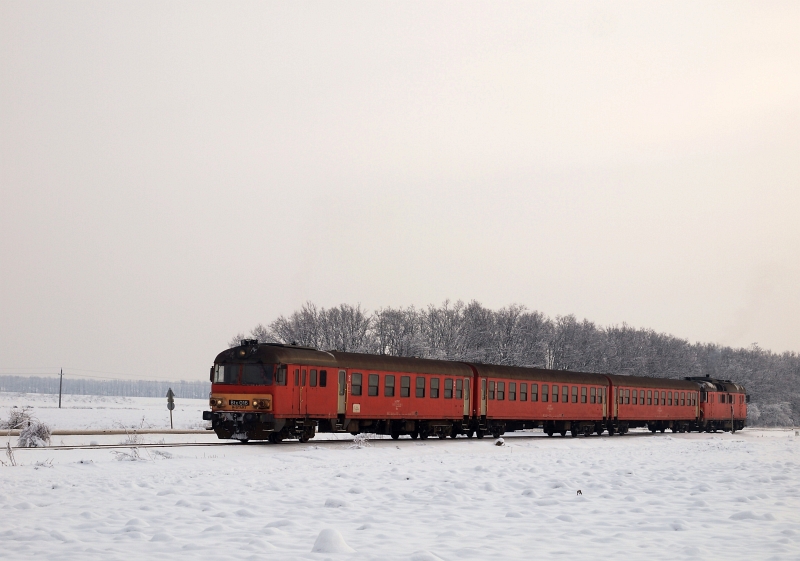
[1,393,799,561]
[0,392,208,431]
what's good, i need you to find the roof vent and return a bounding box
[242,339,259,347]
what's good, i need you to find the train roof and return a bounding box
[214,343,472,375]
[329,351,473,376]
[684,377,747,393]
[605,374,700,391]
[213,343,339,368]
[469,363,608,384]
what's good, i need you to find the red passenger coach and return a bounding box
[606,375,699,434]
[468,364,610,438]
[202,340,749,443]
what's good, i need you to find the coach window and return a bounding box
[667,391,672,406]
[581,387,587,404]
[531,383,538,402]
[385,375,395,397]
[301,369,307,386]
[572,386,578,403]
[276,366,287,385]
[416,377,426,398]
[431,378,440,398]
[660,391,665,405]
[400,376,410,397]
[351,373,363,396]
[520,383,527,401]
[631,389,637,405]
[455,379,463,399]
[680,392,685,406]
[319,370,327,387]
[368,374,379,396]
[551,385,558,403]
[541,384,548,402]
[562,386,569,403]
[444,378,453,399]
[590,387,596,404]
[647,390,652,405]
[624,389,630,405]
[497,382,505,400]
[488,381,496,400]
[310,369,318,387]
[294,369,300,386]
[509,382,516,401]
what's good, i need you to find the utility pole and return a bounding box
[58,368,63,408]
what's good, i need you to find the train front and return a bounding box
[203,340,277,442]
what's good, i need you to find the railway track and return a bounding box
[6,430,671,451]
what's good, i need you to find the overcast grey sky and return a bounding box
[1,1,798,381]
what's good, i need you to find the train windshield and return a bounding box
[242,363,274,385]
[212,363,275,385]
[213,364,239,384]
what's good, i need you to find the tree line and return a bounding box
[231,301,800,426]
[0,375,210,399]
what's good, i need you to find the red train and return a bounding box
[202,340,748,443]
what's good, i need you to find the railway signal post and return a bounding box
[167,388,175,429]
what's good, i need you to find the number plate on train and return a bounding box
[229,400,250,406]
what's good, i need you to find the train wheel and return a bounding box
[438,433,447,440]
[299,434,309,443]
[492,431,501,439]
[476,430,485,439]
[391,432,400,440]
[467,431,474,438]
[450,427,459,439]
[410,431,419,440]
[583,427,592,437]
[560,430,567,437]
[546,430,554,437]
[608,427,615,436]
[238,438,249,444]
[570,429,578,438]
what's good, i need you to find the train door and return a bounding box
[613,387,619,419]
[337,370,347,415]
[291,367,301,416]
[463,378,470,416]
[480,378,487,416]
[602,387,608,419]
[299,368,308,417]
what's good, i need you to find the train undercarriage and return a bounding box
[206,411,745,443]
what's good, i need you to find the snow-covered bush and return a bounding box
[349,433,371,449]
[0,407,33,430]
[756,403,794,427]
[747,403,761,425]
[17,421,51,447]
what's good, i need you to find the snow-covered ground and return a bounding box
[0,392,208,431]
[1,393,799,561]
